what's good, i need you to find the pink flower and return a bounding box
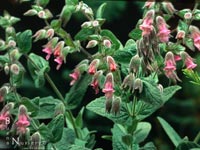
[164,60,176,71]
[69,69,80,85]
[176,30,185,40]
[54,56,63,70]
[0,111,9,130]
[42,47,52,60]
[107,56,117,72]
[156,16,170,42]
[88,59,100,75]
[102,73,115,99]
[143,0,155,9]
[139,10,155,36]
[181,52,197,70]
[190,26,200,51]
[174,55,181,61]
[53,41,64,57]
[90,70,103,94]
[16,105,30,134]
[103,39,112,48]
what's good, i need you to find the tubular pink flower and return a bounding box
[69,69,80,85]
[156,16,170,42]
[174,55,181,61]
[139,10,154,36]
[164,60,176,71]
[88,59,100,75]
[102,73,115,99]
[185,58,197,69]
[54,56,63,70]
[107,56,117,72]
[42,47,52,60]
[190,26,200,51]
[91,79,99,94]
[0,111,9,130]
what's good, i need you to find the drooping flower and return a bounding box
[69,69,81,86]
[189,26,200,51]
[180,51,197,70]
[86,40,98,48]
[176,30,185,40]
[88,59,100,75]
[102,73,115,99]
[156,16,171,42]
[174,55,181,61]
[103,39,112,48]
[0,103,14,130]
[139,10,155,37]
[107,56,117,72]
[42,47,53,60]
[143,0,155,9]
[162,2,176,15]
[53,41,65,57]
[90,70,103,94]
[16,105,30,135]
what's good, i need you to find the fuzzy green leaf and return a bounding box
[157,116,182,147]
[17,30,32,53]
[75,28,95,41]
[96,3,107,19]
[129,28,142,40]
[162,86,181,103]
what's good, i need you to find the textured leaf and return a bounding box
[162,86,181,103]
[27,53,50,88]
[17,30,32,53]
[129,28,142,40]
[111,124,127,150]
[157,116,182,147]
[96,3,107,19]
[86,96,131,124]
[75,28,95,41]
[65,74,91,109]
[176,141,200,150]
[134,122,151,144]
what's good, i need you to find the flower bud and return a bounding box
[0,39,6,51]
[129,55,141,73]
[33,29,47,41]
[69,69,81,86]
[0,86,9,102]
[46,28,54,39]
[103,73,115,100]
[162,2,176,15]
[107,56,117,72]
[44,9,53,19]
[91,70,103,94]
[10,48,21,61]
[84,8,93,16]
[86,40,98,48]
[4,63,9,75]
[92,20,99,27]
[30,132,41,150]
[6,27,15,36]
[143,1,155,9]
[8,40,16,47]
[24,9,38,16]
[180,51,197,70]
[111,96,121,115]
[176,30,185,39]
[88,59,100,74]
[103,39,112,48]
[38,10,46,19]
[121,73,135,91]
[133,78,143,93]
[81,21,92,28]
[54,103,65,116]
[10,64,20,75]
[53,41,65,57]
[184,12,192,20]
[105,98,112,113]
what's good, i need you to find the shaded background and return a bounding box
[0,0,200,150]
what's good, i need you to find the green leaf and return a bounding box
[38,123,54,141]
[65,74,91,109]
[75,107,84,128]
[96,3,107,19]
[60,5,75,25]
[177,20,188,32]
[166,42,185,54]
[21,97,39,117]
[162,86,181,103]
[100,29,122,50]
[86,96,131,125]
[27,53,50,88]
[37,0,49,7]
[134,122,151,144]
[32,96,61,119]
[0,54,9,65]
[17,30,32,53]
[157,116,182,147]
[178,9,191,18]
[113,39,137,64]
[176,141,200,150]
[194,9,200,20]
[129,28,142,40]
[75,28,95,41]
[184,38,195,51]
[11,63,25,87]
[112,124,127,150]
[0,16,10,28]
[48,114,64,143]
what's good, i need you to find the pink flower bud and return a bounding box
[53,41,65,57]
[88,59,100,75]
[16,105,30,135]
[162,2,176,15]
[92,20,99,27]
[174,55,181,61]
[180,52,197,70]
[184,12,192,20]
[156,16,170,43]
[54,56,63,70]
[164,52,176,71]
[33,29,47,41]
[90,70,103,94]
[8,40,16,47]
[10,63,20,75]
[103,39,112,48]
[42,47,53,60]
[107,56,117,72]
[69,69,81,86]
[139,10,155,36]
[46,28,54,39]
[143,0,155,9]
[176,30,185,39]
[38,10,46,19]
[189,26,200,51]
[86,40,98,48]
[102,73,115,100]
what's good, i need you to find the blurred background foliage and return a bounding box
[0,0,200,150]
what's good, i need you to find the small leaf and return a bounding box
[65,74,91,109]
[38,123,54,141]
[96,3,107,19]
[60,5,75,26]
[184,38,195,51]
[193,9,200,21]
[75,28,95,41]
[129,28,142,40]
[48,114,64,143]
[157,116,182,147]
[177,20,188,32]
[27,53,50,88]
[134,122,151,144]
[75,107,84,128]
[17,30,32,53]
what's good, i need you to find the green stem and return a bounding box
[25,54,79,138]
[132,96,137,116]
